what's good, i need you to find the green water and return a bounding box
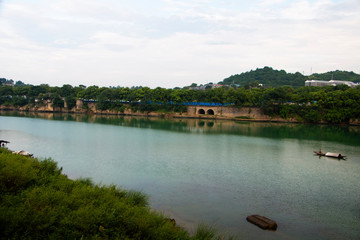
[1,112,359,240]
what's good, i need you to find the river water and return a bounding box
[0,112,359,240]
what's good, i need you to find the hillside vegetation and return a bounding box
[219,67,307,87]
[1,67,360,124]
[219,67,360,87]
[308,70,360,82]
[0,148,233,239]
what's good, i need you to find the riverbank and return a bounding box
[1,104,359,125]
[0,103,284,121]
[0,148,234,240]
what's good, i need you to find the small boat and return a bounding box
[0,140,10,147]
[325,152,345,159]
[314,150,346,159]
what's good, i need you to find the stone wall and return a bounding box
[0,99,291,122]
[7,100,359,124]
[184,106,285,121]
[74,100,291,121]
[0,101,54,112]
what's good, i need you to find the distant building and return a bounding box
[212,84,225,89]
[305,80,330,87]
[328,80,359,87]
[189,83,225,90]
[305,80,359,88]
[189,85,206,90]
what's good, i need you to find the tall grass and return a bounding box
[194,224,237,240]
[0,148,236,239]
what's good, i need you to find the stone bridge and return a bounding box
[75,99,269,120]
[187,106,221,116]
[186,106,266,119]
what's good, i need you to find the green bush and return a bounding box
[0,149,234,240]
[194,224,236,240]
[0,149,188,239]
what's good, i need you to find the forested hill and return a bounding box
[219,67,307,87]
[308,70,360,82]
[219,67,360,87]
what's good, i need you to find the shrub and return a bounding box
[0,149,234,240]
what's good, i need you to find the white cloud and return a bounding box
[0,0,359,87]
[257,0,287,8]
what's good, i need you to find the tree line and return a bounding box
[1,82,359,124]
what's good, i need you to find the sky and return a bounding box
[0,0,359,88]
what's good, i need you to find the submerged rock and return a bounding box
[246,215,277,231]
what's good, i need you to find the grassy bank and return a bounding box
[0,148,235,239]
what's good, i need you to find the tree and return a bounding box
[60,84,75,97]
[0,78,6,86]
[233,89,247,107]
[14,81,26,87]
[52,95,64,109]
[12,96,28,107]
[0,85,14,96]
[77,85,99,100]
[65,96,76,110]
[96,89,114,110]
[27,85,49,98]
[13,86,30,97]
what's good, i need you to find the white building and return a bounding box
[305,80,359,87]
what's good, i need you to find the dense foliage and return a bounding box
[1,83,360,124]
[0,149,234,240]
[308,70,360,82]
[219,67,307,87]
[259,85,360,123]
[0,78,26,87]
[1,69,360,124]
[219,67,360,88]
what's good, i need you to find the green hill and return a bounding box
[219,67,306,87]
[308,70,360,82]
[219,67,360,87]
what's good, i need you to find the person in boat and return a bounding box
[319,149,322,154]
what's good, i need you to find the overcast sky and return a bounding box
[0,0,359,88]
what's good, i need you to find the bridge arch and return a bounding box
[198,109,205,114]
[207,109,215,115]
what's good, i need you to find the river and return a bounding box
[0,111,359,240]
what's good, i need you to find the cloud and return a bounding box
[0,0,359,88]
[258,0,286,6]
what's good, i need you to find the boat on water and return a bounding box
[0,140,10,147]
[314,150,346,159]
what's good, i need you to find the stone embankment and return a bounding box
[1,100,359,125]
[0,102,295,123]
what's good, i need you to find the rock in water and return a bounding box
[246,215,277,231]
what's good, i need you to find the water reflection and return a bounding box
[1,110,359,240]
[1,111,359,146]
